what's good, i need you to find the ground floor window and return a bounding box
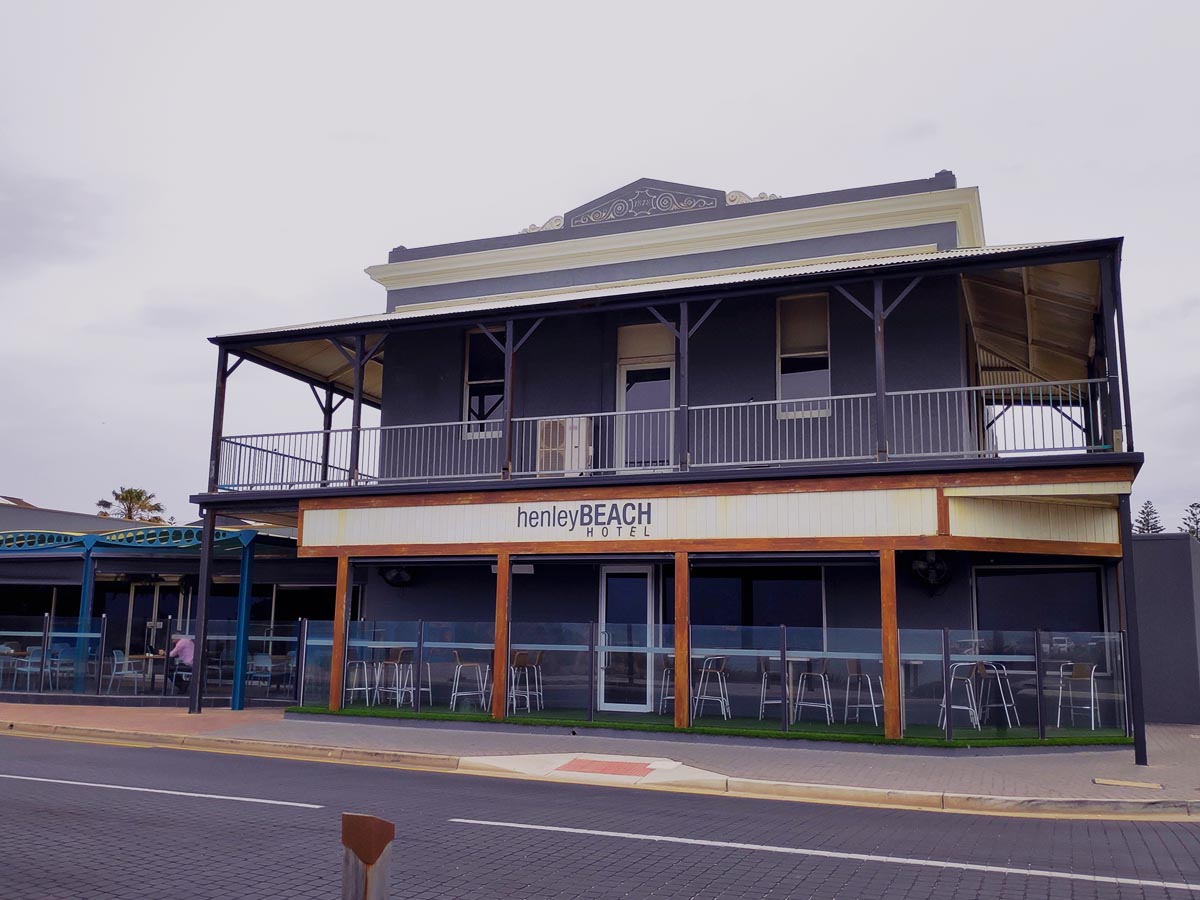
[973,566,1105,633]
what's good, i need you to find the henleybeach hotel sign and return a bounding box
[300,488,939,549]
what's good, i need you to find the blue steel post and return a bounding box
[73,538,97,692]
[230,533,257,711]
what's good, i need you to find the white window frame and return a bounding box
[776,293,832,419]
[462,326,505,439]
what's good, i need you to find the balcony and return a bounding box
[216,379,1113,492]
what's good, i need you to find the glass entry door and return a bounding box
[598,566,655,712]
[616,362,674,471]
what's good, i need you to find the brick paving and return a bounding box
[2,703,1198,801]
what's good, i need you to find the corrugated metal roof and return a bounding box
[215,240,1111,343]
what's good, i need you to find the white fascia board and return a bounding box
[364,188,985,294]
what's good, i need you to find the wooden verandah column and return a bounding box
[491,552,511,720]
[880,547,902,739]
[329,556,351,711]
[673,551,690,729]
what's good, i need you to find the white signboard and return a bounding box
[301,488,938,548]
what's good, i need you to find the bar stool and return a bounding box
[793,658,834,724]
[375,649,410,707]
[843,659,883,725]
[937,662,981,729]
[692,656,730,720]
[344,658,373,706]
[658,654,674,715]
[978,662,1020,727]
[528,649,545,710]
[1057,662,1101,729]
[758,657,790,721]
[507,650,534,714]
[449,650,488,711]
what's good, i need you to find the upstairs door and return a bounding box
[615,324,675,471]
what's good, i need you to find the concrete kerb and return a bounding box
[3,720,1196,819]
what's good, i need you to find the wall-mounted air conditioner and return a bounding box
[536,416,592,477]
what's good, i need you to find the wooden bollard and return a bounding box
[342,813,395,900]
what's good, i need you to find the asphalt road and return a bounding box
[1,735,1199,900]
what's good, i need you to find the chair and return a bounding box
[658,655,675,715]
[507,651,534,714]
[758,657,791,721]
[792,658,834,724]
[844,659,884,726]
[449,650,489,711]
[246,653,283,692]
[12,647,45,691]
[48,647,76,690]
[106,650,144,694]
[205,651,226,686]
[692,656,730,720]
[937,662,981,730]
[344,658,373,706]
[978,662,1020,727]
[1057,663,1101,729]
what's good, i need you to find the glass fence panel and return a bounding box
[1043,631,1127,737]
[421,621,495,716]
[301,621,333,707]
[898,629,944,738]
[44,617,103,695]
[785,626,885,735]
[650,626,675,727]
[689,625,782,731]
[944,629,1038,740]
[342,620,420,709]
[508,622,592,721]
[243,620,301,700]
[201,619,238,699]
[0,616,48,691]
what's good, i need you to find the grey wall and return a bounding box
[380,277,968,443]
[1132,534,1200,724]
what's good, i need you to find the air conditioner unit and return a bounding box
[537,416,592,477]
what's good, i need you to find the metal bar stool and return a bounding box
[793,658,834,724]
[758,657,790,720]
[507,650,534,714]
[692,656,730,720]
[843,659,883,725]
[1057,662,1100,729]
[937,662,981,729]
[449,650,488,711]
[344,658,373,706]
[979,661,1020,727]
[658,654,674,715]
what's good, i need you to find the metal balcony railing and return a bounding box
[886,379,1110,458]
[215,380,1116,491]
[688,394,876,468]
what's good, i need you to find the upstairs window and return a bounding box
[777,294,830,402]
[463,328,505,434]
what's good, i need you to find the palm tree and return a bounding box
[96,487,167,523]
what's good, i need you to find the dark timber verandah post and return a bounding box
[349,335,365,484]
[319,386,335,486]
[1117,495,1149,765]
[187,510,216,714]
[872,279,889,460]
[502,321,514,476]
[677,302,690,471]
[1099,259,1126,453]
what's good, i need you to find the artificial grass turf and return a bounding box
[285,705,1133,748]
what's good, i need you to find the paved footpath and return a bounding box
[2,704,1199,812]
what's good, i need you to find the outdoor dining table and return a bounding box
[128,652,167,691]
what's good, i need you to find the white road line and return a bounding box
[0,774,323,809]
[449,818,1200,893]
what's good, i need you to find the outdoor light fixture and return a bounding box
[491,564,535,575]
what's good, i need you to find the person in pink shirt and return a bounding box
[169,634,194,694]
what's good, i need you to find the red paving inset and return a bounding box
[556,757,655,777]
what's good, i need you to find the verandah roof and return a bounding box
[210,239,1121,404]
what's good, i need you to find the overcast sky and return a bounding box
[1,2,1197,526]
